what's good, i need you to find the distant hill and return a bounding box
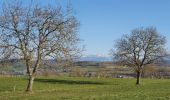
[79,55,112,62]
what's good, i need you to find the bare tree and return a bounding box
[0,1,81,92]
[111,27,167,85]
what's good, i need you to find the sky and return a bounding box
[0,0,170,57]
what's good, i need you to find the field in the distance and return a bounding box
[0,77,170,100]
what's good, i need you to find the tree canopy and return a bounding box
[111,27,168,84]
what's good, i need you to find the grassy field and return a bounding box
[0,77,170,100]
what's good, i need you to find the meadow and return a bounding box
[0,77,170,100]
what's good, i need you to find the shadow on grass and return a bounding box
[35,78,105,85]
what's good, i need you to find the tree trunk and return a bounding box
[136,71,141,85]
[26,75,35,92]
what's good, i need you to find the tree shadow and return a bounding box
[35,78,105,85]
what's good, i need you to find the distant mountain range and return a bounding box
[79,55,112,62]
[78,55,170,65]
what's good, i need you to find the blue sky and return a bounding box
[1,0,170,56]
[71,0,170,56]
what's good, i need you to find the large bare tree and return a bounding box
[111,27,167,85]
[0,1,80,92]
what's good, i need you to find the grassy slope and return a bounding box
[0,77,170,100]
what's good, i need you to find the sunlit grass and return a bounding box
[0,77,170,100]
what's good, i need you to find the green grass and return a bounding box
[0,77,170,100]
